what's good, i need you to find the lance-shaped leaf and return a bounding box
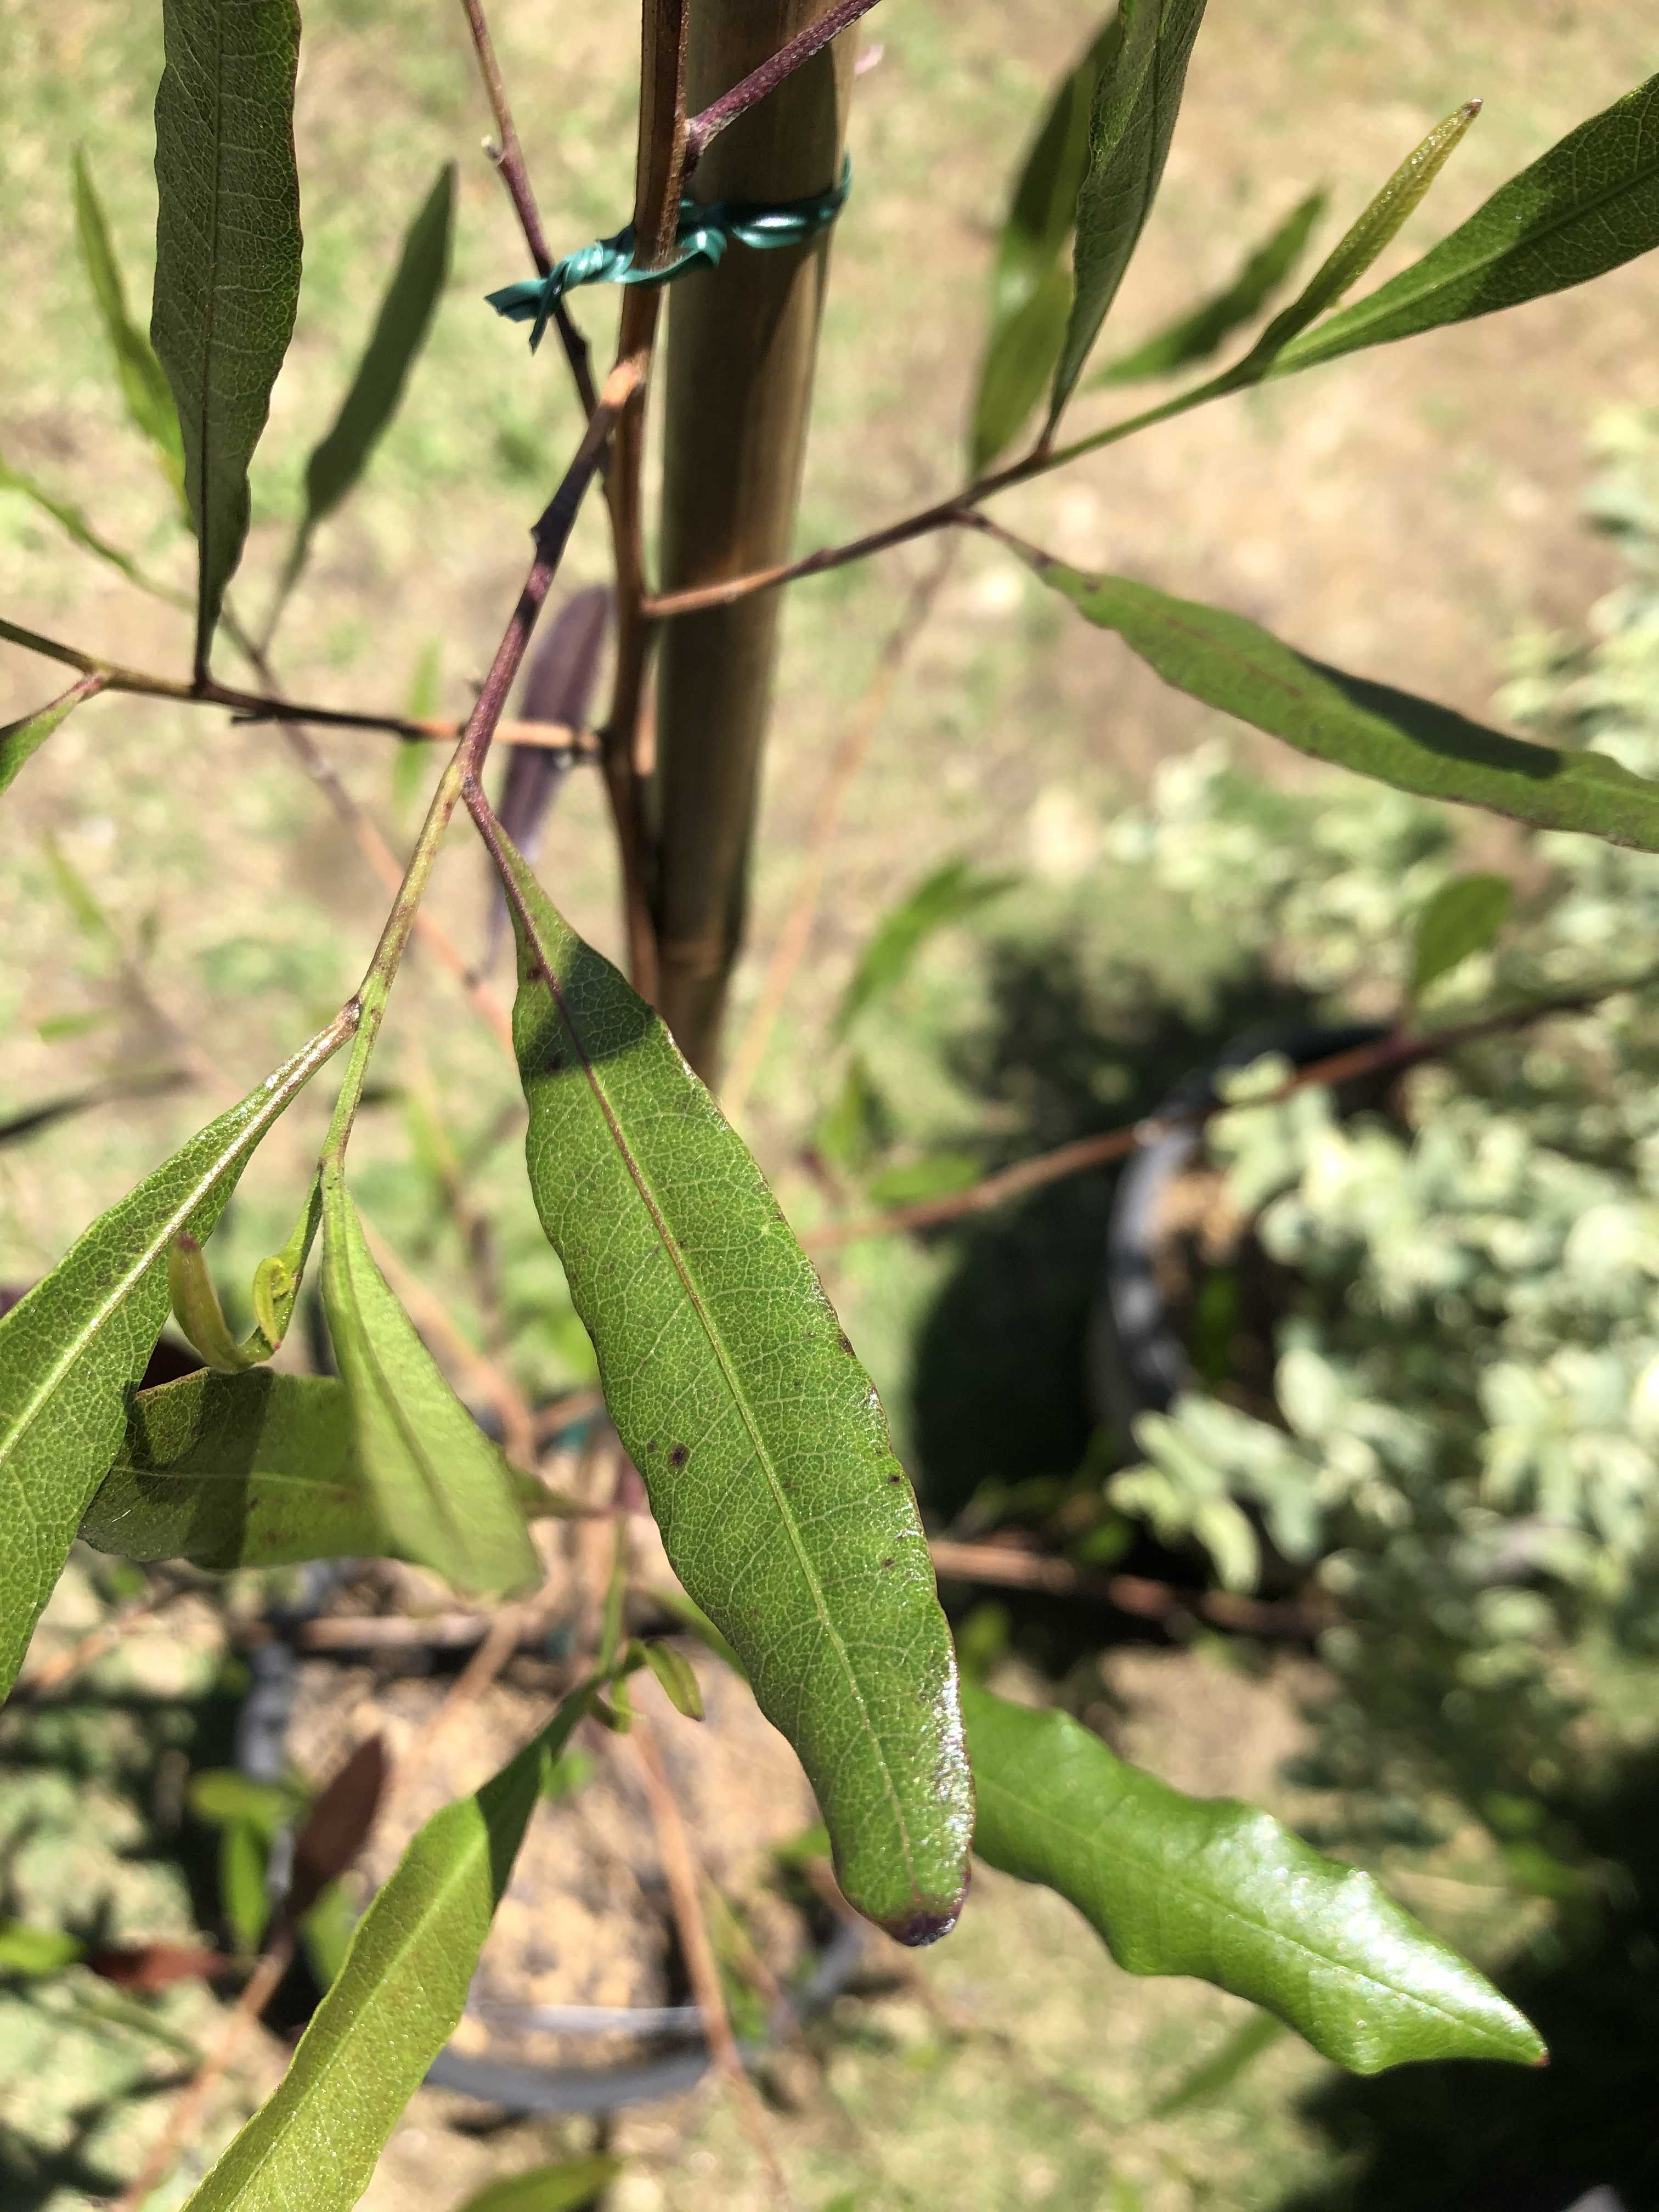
[1049,0,1209,423]
[451,2160,624,2212]
[0,456,184,603]
[1273,71,1659,378]
[151,0,302,676]
[963,1681,1545,2070]
[0,1020,348,1697]
[182,1689,590,2212]
[72,148,185,493]
[969,9,1121,471]
[81,1368,563,1570]
[320,1166,540,1598]
[279,165,455,606]
[1411,872,1513,1004]
[1025,552,1659,853]
[490,824,972,1942]
[1091,189,1324,384]
[836,858,1015,1038]
[0,673,107,802]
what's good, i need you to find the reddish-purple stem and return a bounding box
[682,0,883,171]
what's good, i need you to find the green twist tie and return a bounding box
[487,156,853,352]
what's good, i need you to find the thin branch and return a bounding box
[616,1719,794,2206]
[1,613,593,753]
[810,971,1659,1247]
[721,544,953,1120]
[927,1539,1327,1640]
[456,0,598,416]
[684,0,882,172]
[111,1932,295,2212]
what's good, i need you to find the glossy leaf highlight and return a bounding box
[963,1681,1545,2070]
[1030,554,1659,853]
[492,825,972,1941]
[0,1022,347,1696]
[72,148,185,492]
[182,1692,588,2212]
[151,0,302,674]
[1051,0,1209,421]
[320,1165,540,1598]
[1274,72,1659,377]
[0,673,106,802]
[281,165,455,600]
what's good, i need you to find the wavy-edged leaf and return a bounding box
[1091,189,1324,385]
[0,456,183,603]
[81,1368,562,1570]
[1027,553,1659,852]
[969,9,1120,471]
[491,825,972,1942]
[182,1689,588,2212]
[72,148,185,493]
[1049,0,1209,422]
[1,673,106,802]
[963,1681,1545,2070]
[836,858,1015,1038]
[1274,72,1659,378]
[0,1020,348,1697]
[320,1166,540,1599]
[1412,872,1513,1003]
[451,2160,624,2212]
[151,0,302,675]
[280,165,454,602]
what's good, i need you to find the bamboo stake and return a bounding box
[651,0,857,1077]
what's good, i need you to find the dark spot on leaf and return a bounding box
[837,1332,854,1353]
[887,1474,904,1485]
[669,1444,689,1469]
[546,1049,566,1073]
[884,1899,963,1948]
[881,1557,894,1569]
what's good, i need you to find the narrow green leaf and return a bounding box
[320,1165,540,1599]
[1090,189,1325,385]
[42,828,117,947]
[1411,873,1513,1003]
[970,268,1073,474]
[836,859,1014,1039]
[219,1820,272,1953]
[189,1770,302,1838]
[1149,2011,1285,2116]
[450,2159,624,2212]
[0,673,106,802]
[182,1690,590,2212]
[0,1922,86,1977]
[1028,553,1659,853]
[969,9,1120,471]
[298,1881,355,1994]
[0,1020,348,1697]
[493,828,972,1942]
[151,0,303,675]
[1274,72,1659,377]
[167,1231,267,1372]
[962,1681,1545,2070]
[1050,0,1209,422]
[281,166,454,603]
[640,1639,706,1722]
[71,148,185,492]
[0,455,184,603]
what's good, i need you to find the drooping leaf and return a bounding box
[1411,872,1513,1003]
[1149,2012,1286,2117]
[1027,553,1659,853]
[450,2159,624,2212]
[639,1638,705,1722]
[0,1020,348,1697]
[182,1690,590,2212]
[1049,0,1209,422]
[320,1165,540,1598]
[969,10,1120,471]
[836,859,1015,1038]
[218,1820,272,1953]
[0,456,184,603]
[1273,72,1659,378]
[151,0,303,675]
[493,827,972,1942]
[0,673,106,802]
[286,1735,386,1922]
[962,1680,1545,2070]
[280,165,455,603]
[1090,189,1324,384]
[71,148,185,492]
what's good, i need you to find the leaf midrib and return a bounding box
[515,882,923,1910]
[1281,82,1659,365]
[977,1765,1521,2056]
